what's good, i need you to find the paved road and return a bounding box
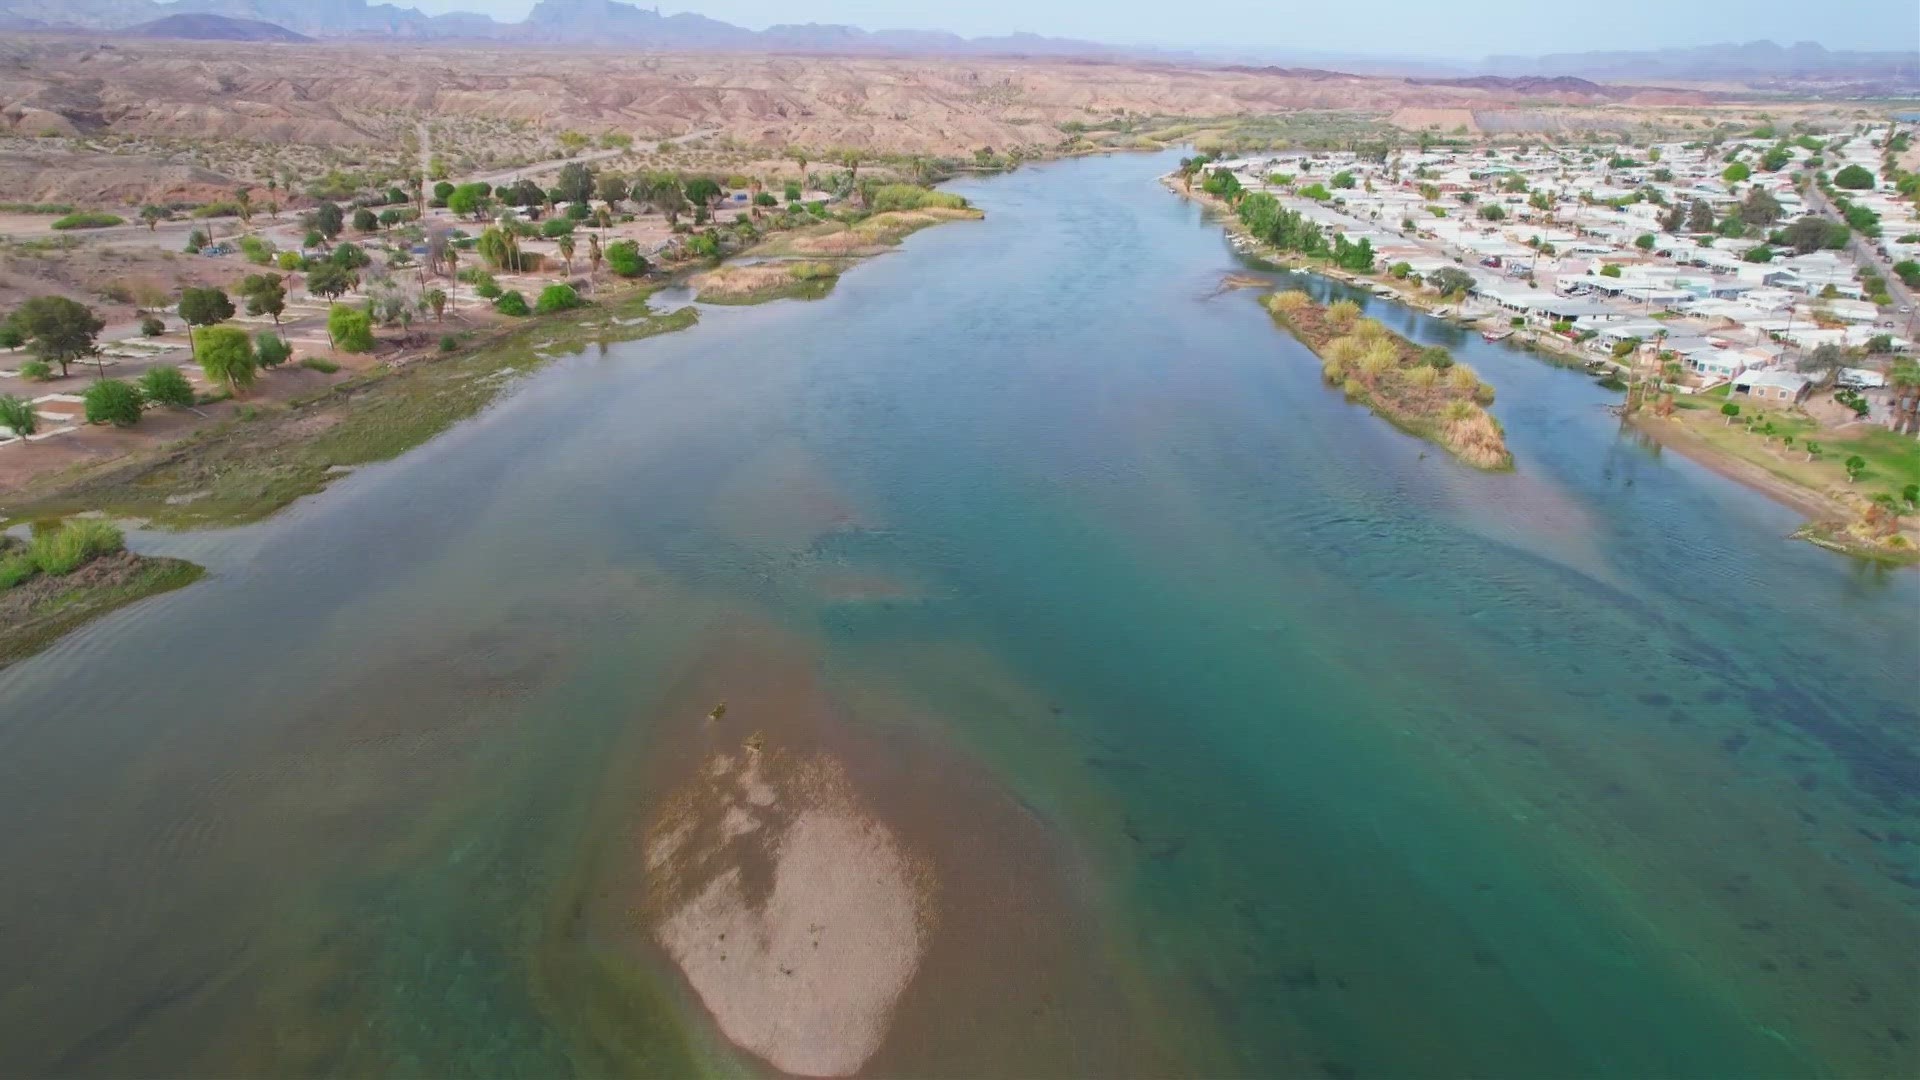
[1802,178,1916,335]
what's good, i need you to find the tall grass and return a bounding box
[866,185,970,213]
[28,520,125,576]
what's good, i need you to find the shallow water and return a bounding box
[1,151,1916,1078]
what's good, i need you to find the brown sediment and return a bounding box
[603,616,1164,1077]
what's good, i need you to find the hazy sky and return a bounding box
[408,0,1916,55]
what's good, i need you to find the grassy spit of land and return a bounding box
[0,520,201,668]
[1632,392,1920,564]
[1264,290,1513,470]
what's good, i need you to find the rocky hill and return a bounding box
[126,13,309,40]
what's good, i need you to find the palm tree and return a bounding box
[1890,359,1920,436]
[235,187,253,229]
[556,233,575,276]
[586,233,603,287]
[787,147,809,189]
[0,394,35,445]
[445,246,459,312]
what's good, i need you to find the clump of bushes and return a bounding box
[26,519,125,576]
[137,365,195,408]
[534,284,583,315]
[50,212,125,230]
[866,185,970,213]
[493,290,529,317]
[83,378,143,426]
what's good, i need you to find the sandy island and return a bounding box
[645,743,932,1077]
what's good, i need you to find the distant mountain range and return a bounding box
[2,0,1915,83]
[126,12,311,40]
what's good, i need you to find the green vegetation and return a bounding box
[534,284,585,315]
[1831,164,1873,190]
[82,379,142,426]
[195,326,257,395]
[255,332,292,369]
[300,357,341,374]
[328,305,375,353]
[866,185,970,212]
[0,394,36,440]
[137,366,195,409]
[1265,290,1510,470]
[0,524,202,670]
[9,295,105,378]
[494,291,531,317]
[606,239,649,277]
[49,212,125,230]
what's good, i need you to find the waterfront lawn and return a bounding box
[1666,406,1918,504]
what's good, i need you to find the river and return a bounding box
[1,150,1915,1078]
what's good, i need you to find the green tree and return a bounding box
[557,161,596,207]
[328,304,375,353]
[684,176,723,208]
[1635,233,1656,251]
[432,180,456,206]
[1743,244,1775,263]
[352,206,379,233]
[176,286,234,351]
[1329,170,1356,189]
[1720,402,1740,425]
[1722,162,1751,183]
[1832,164,1874,190]
[596,171,629,208]
[1844,454,1867,483]
[447,183,492,219]
[137,365,195,409]
[1741,185,1782,227]
[313,201,344,241]
[555,233,575,276]
[307,262,354,301]
[195,325,257,394]
[139,205,171,232]
[494,290,530,317]
[238,272,287,327]
[1687,199,1714,233]
[83,378,142,426]
[0,393,35,442]
[426,288,448,322]
[11,296,105,377]
[1430,267,1474,297]
[254,331,292,368]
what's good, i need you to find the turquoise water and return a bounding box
[0,151,1915,1077]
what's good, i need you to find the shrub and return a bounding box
[195,325,257,393]
[0,550,34,589]
[18,360,52,381]
[83,378,143,426]
[50,212,125,230]
[439,334,459,353]
[605,239,648,277]
[328,305,375,353]
[299,356,340,374]
[534,284,584,315]
[139,315,166,337]
[494,290,530,317]
[28,519,124,575]
[1325,299,1362,330]
[254,331,292,368]
[540,217,575,239]
[136,365,194,408]
[474,278,503,300]
[0,393,35,439]
[1419,346,1454,369]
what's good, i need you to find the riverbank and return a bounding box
[690,260,846,305]
[1169,173,1918,563]
[1264,290,1513,470]
[0,523,201,668]
[1627,408,1920,564]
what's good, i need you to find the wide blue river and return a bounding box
[1,150,1915,1078]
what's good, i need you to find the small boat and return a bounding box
[1480,329,1513,342]
[1372,286,1396,298]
